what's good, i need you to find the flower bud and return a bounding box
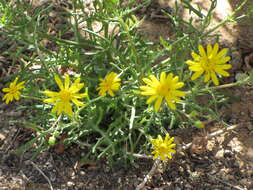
[194,120,205,128]
[48,136,56,146]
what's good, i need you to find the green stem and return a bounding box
[76,96,103,114]
[187,77,250,94]
[201,77,250,91]
[21,95,43,101]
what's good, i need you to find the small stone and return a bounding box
[6,111,22,117]
[0,133,6,143]
[235,73,248,82]
[240,178,248,185]
[245,122,253,130]
[215,149,224,159]
[67,181,75,187]
[179,166,184,173]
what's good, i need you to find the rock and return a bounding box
[215,149,224,159]
[0,133,6,144]
[67,181,75,187]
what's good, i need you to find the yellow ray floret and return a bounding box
[43,75,87,116]
[2,77,25,104]
[186,43,231,85]
[150,134,176,161]
[96,72,121,97]
[140,72,185,112]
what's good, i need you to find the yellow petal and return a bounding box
[2,88,10,92]
[64,102,73,116]
[172,76,179,83]
[64,74,70,89]
[219,56,231,64]
[185,60,196,65]
[52,103,59,114]
[14,91,21,100]
[160,72,166,83]
[146,95,157,104]
[174,82,184,89]
[154,97,163,112]
[54,75,64,90]
[150,75,160,84]
[191,51,200,61]
[207,44,212,56]
[141,91,156,96]
[108,90,115,97]
[215,68,230,77]
[44,97,58,103]
[204,72,211,82]
[73,93,87,99]
[198,45,206,57]
[72,98,84,106]
[111,83,120,90]
[189,65,203,72]
[191,70,204,80]
[218,64,232,70]
[212,43,219,56]
[166,97,176,110]
[140,86,155,91]
[43,90,59,97]
[217,48,228,58]
[16,81,25,89]
[173,90,185,97]
[167,137,175,144]
[11,77,19,87]
[211,71,219,85]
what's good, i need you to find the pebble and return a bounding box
[5,111,22,117]
[240,178,248,185]
[215,149,224,159]
[67,181,75,187]
[0,133,6,141]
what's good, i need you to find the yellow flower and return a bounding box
[96,72,121,97]
[2,77,25,104]
[140,72,185,112]
[186,43,231,85]
[150,134,176,161]
[43,75,87,116]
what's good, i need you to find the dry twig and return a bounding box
[135,159,161,190]
[28,160,54,190]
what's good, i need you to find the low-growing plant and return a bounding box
[1,0,252,165]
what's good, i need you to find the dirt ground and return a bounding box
[1,0,253,189]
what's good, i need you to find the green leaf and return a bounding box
[249,69,253,84]
[160,37,172,51]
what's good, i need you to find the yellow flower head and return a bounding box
[150,134,176,161]
[140,72,185,112]
[2,77,25,104]
[96,72,121,97]
[186,43,231,85]
[43,75,87,116]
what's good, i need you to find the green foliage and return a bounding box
[1,0,250,165]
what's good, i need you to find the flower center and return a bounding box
[9,86,18,94]
[158,143,167,152]
[104,80,113,90]
[157,83,170,97]
[59,90,71,101]
[202,57,215,71]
